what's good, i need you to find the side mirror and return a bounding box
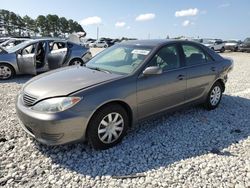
[143,66,162,76]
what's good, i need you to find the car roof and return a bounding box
[120,39,180,47]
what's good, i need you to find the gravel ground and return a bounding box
[0,51,250,188]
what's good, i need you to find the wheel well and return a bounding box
[90,101,133,127]
[216,79,225,92]
[0,62,16,75]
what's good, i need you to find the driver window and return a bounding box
[147,45,180,71]
[22,44,36,55]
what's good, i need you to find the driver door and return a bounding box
[17,43,36,75]
[47,41,68,70]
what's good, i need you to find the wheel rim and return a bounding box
[98,112,124,144]
[210,86,221,106]
[71,60,82,66]
[0,65,12,79]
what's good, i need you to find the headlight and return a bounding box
[31,97,82,113]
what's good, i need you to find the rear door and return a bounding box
[181,43,217,102]
[137,44,186,119]
[47,41,68,70]
[17,43,36,75]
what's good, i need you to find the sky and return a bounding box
[1,0,250,40]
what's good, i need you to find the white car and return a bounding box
[91,41,108,48]
[202,39,225,53]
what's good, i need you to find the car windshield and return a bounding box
[244,38,250,43]
[86,45,153,75]
[226,40,237,43]
[202,39,214,44]
[5,40,33,53]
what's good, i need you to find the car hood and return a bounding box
[23,66,123,100]
[225,43,237,46]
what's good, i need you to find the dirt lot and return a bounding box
[0,51,249,187]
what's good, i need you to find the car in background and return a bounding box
[0,38,30,49]
[0,38,92,80]
[239,38,250,52]
[91,40,108,48]
[0,37,11,44]
[224,40,240,52]
[16,39,233,149]
[202,39,225,53]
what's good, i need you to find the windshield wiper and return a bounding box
[86,66,112,74]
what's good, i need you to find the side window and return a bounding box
[49,42,66,51]
[182,44,207,66]
[147,45,180,71]
[22,44,36,55]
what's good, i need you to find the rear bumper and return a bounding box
[239,47,250,52]
[225,46,237,51]
[16,95,91,145]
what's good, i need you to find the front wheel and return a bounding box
[220,47,225,53]
[204,82,223,110]
[0,64,15,80]
[87,104,129,150]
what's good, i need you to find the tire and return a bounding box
[234,47,238,52]
[0,63,15,80]
[204,82,223,110]
[69,58,84,66]
[220,47,225,53]
[87,104,129,150]
[211,47,214,51]
[104,45,108,48]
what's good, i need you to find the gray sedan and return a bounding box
[16,40,233,149]
[0,38,92,80]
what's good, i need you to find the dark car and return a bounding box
[0,38,92,80]
[224,40,240,52]
[16,40,233,150]
[239,38,250,52]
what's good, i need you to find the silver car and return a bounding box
[0,38,92,80]
[16,40,233,150]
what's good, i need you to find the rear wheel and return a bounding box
[0,64,15,80]
[87,104,129,150]
[69,59,83,66]
[204,82,223,110]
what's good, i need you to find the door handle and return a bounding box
[211,67,216,71]
[177,74,185,80]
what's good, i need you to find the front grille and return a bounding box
[22,93,37,106]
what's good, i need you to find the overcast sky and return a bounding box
[1,0,250,40]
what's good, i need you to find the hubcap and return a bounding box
[72,61,82,65]
[98,112,124,144]
[210,86,221,106]
[0,65,12,79]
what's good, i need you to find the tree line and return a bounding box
[0,9,85,37]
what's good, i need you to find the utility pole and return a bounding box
[97,26,99,40]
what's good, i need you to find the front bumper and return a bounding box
[16,95,91,145]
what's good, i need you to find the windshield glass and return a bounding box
[6,40,33,53]
[86,45,153,74]
[226,40,237,43]
[244,38,250,43]
[202,39,214,44]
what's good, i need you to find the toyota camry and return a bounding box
[16,39,233,149]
